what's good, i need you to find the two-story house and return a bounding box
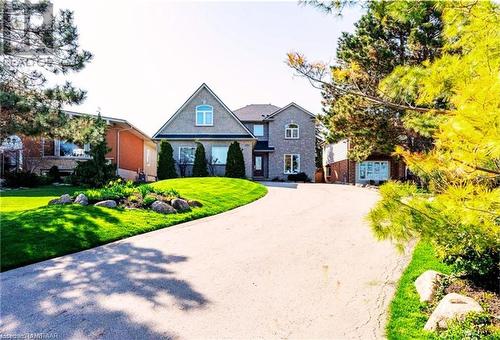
[153,83,316,181]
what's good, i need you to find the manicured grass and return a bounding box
[386,241,452,340]
[0,186,81,212]
[0,178,267,271]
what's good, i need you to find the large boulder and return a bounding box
[74,193,88,206]
[151,200,176,214]
[415,270,444,303]
[59,194,73,204]
[48,198,61,205]
[424,293,483,331]
[171,198,190,212]
[94,200,117,208]
[187,199,203,208]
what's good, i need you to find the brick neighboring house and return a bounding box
[322,139,406,184]
[1,112,157,181]
[153,83,317,181]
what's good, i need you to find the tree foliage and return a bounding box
[225,141,245,178]
[288,0,444,160]
[157,141,177,180]
[368,1,500,284]
[0,1,94,142]
[192,142,208,177]
[70,116,116,187]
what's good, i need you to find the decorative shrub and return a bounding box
[192,142,208,177]
[287,172,310,182]
[157,140,177,180]
[70,138,117,188]
[225,141,245,178]
[3,171,40,188]
[47,165,61,183]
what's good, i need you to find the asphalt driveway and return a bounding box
[1,183,410,339]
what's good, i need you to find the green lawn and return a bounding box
[386,241,452,340]
[0,178,267,271]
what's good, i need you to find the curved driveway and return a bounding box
[1,183,410,339]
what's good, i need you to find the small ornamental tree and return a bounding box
[192,142,208,177]
[225,141,245,178]
[157,141,177,180]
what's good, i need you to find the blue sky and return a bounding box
[54,1,363,135]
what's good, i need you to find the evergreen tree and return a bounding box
[225,141,245,178]
[71,116,116,187]
[1,2,94,141]
[192,143,208,177]
[157,141,177,180]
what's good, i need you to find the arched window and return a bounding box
[196,105,213,126]
[285,123,299,139]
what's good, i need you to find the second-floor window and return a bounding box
[196,105,213,126]
[285,123,299,139]
[253,124,264,137]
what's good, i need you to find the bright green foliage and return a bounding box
[386,242,452,340]
[157,141,177,180]
[0,178,267,271]
[225,141,246,178]
[192,142,208,177]
[71,117,117,187]
[369,1,500,283]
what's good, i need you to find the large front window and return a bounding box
[211,146,229,164]
[285,123,299,139]
[196,105,213,126]
[58,140,89,157]
[179,147,196,164]
[284,154,300,174]
[358,161,389,181]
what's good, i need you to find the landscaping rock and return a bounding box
[74,193,88,206]
[171,198,190,212]
[187,200,203,208]
[415,270,444,303]
[151,200,176,214]
[424,293,483,331]
[48,198,61,205]
[94,200,117,208]
[59,194,73,204]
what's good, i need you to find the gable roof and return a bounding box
[264,102,316,120]
[233,104,280,121]
[152,83,255,139]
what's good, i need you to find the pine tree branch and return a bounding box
[452,158,500,175]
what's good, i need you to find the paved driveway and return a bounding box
[1,183,410,339]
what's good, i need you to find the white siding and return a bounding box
[323,140,348,166]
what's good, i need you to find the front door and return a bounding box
[253,155,263,177]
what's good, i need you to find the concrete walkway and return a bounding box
[1,183,410,339]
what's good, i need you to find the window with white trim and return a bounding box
[196,105,213,126]
[253,124,264,137]
[358,161,389,181]
[285,123,299,139]
[57,140,90,158]
[284,154,300,174]
[211,146,229,164]
[179,147,196,164]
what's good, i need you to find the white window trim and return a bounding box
[54,139,91,158]
[178,146,196,164]
[285,124,300,139]
[357,160,390,181]
[195,105,214,126]
[253,124,264,137]
[211,146,229,165]
[283,154,300,174]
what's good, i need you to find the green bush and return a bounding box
[438,312,499,340]
[225,141,245,178]
[157,140,177,180]
[4,171,40,188]
[71,138,116,188]
[47,165,61,183]
[192,142,208,177]
[143,194,157,207]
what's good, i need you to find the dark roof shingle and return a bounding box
[233,104,280,121]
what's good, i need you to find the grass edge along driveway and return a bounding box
[0,178,267,271]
